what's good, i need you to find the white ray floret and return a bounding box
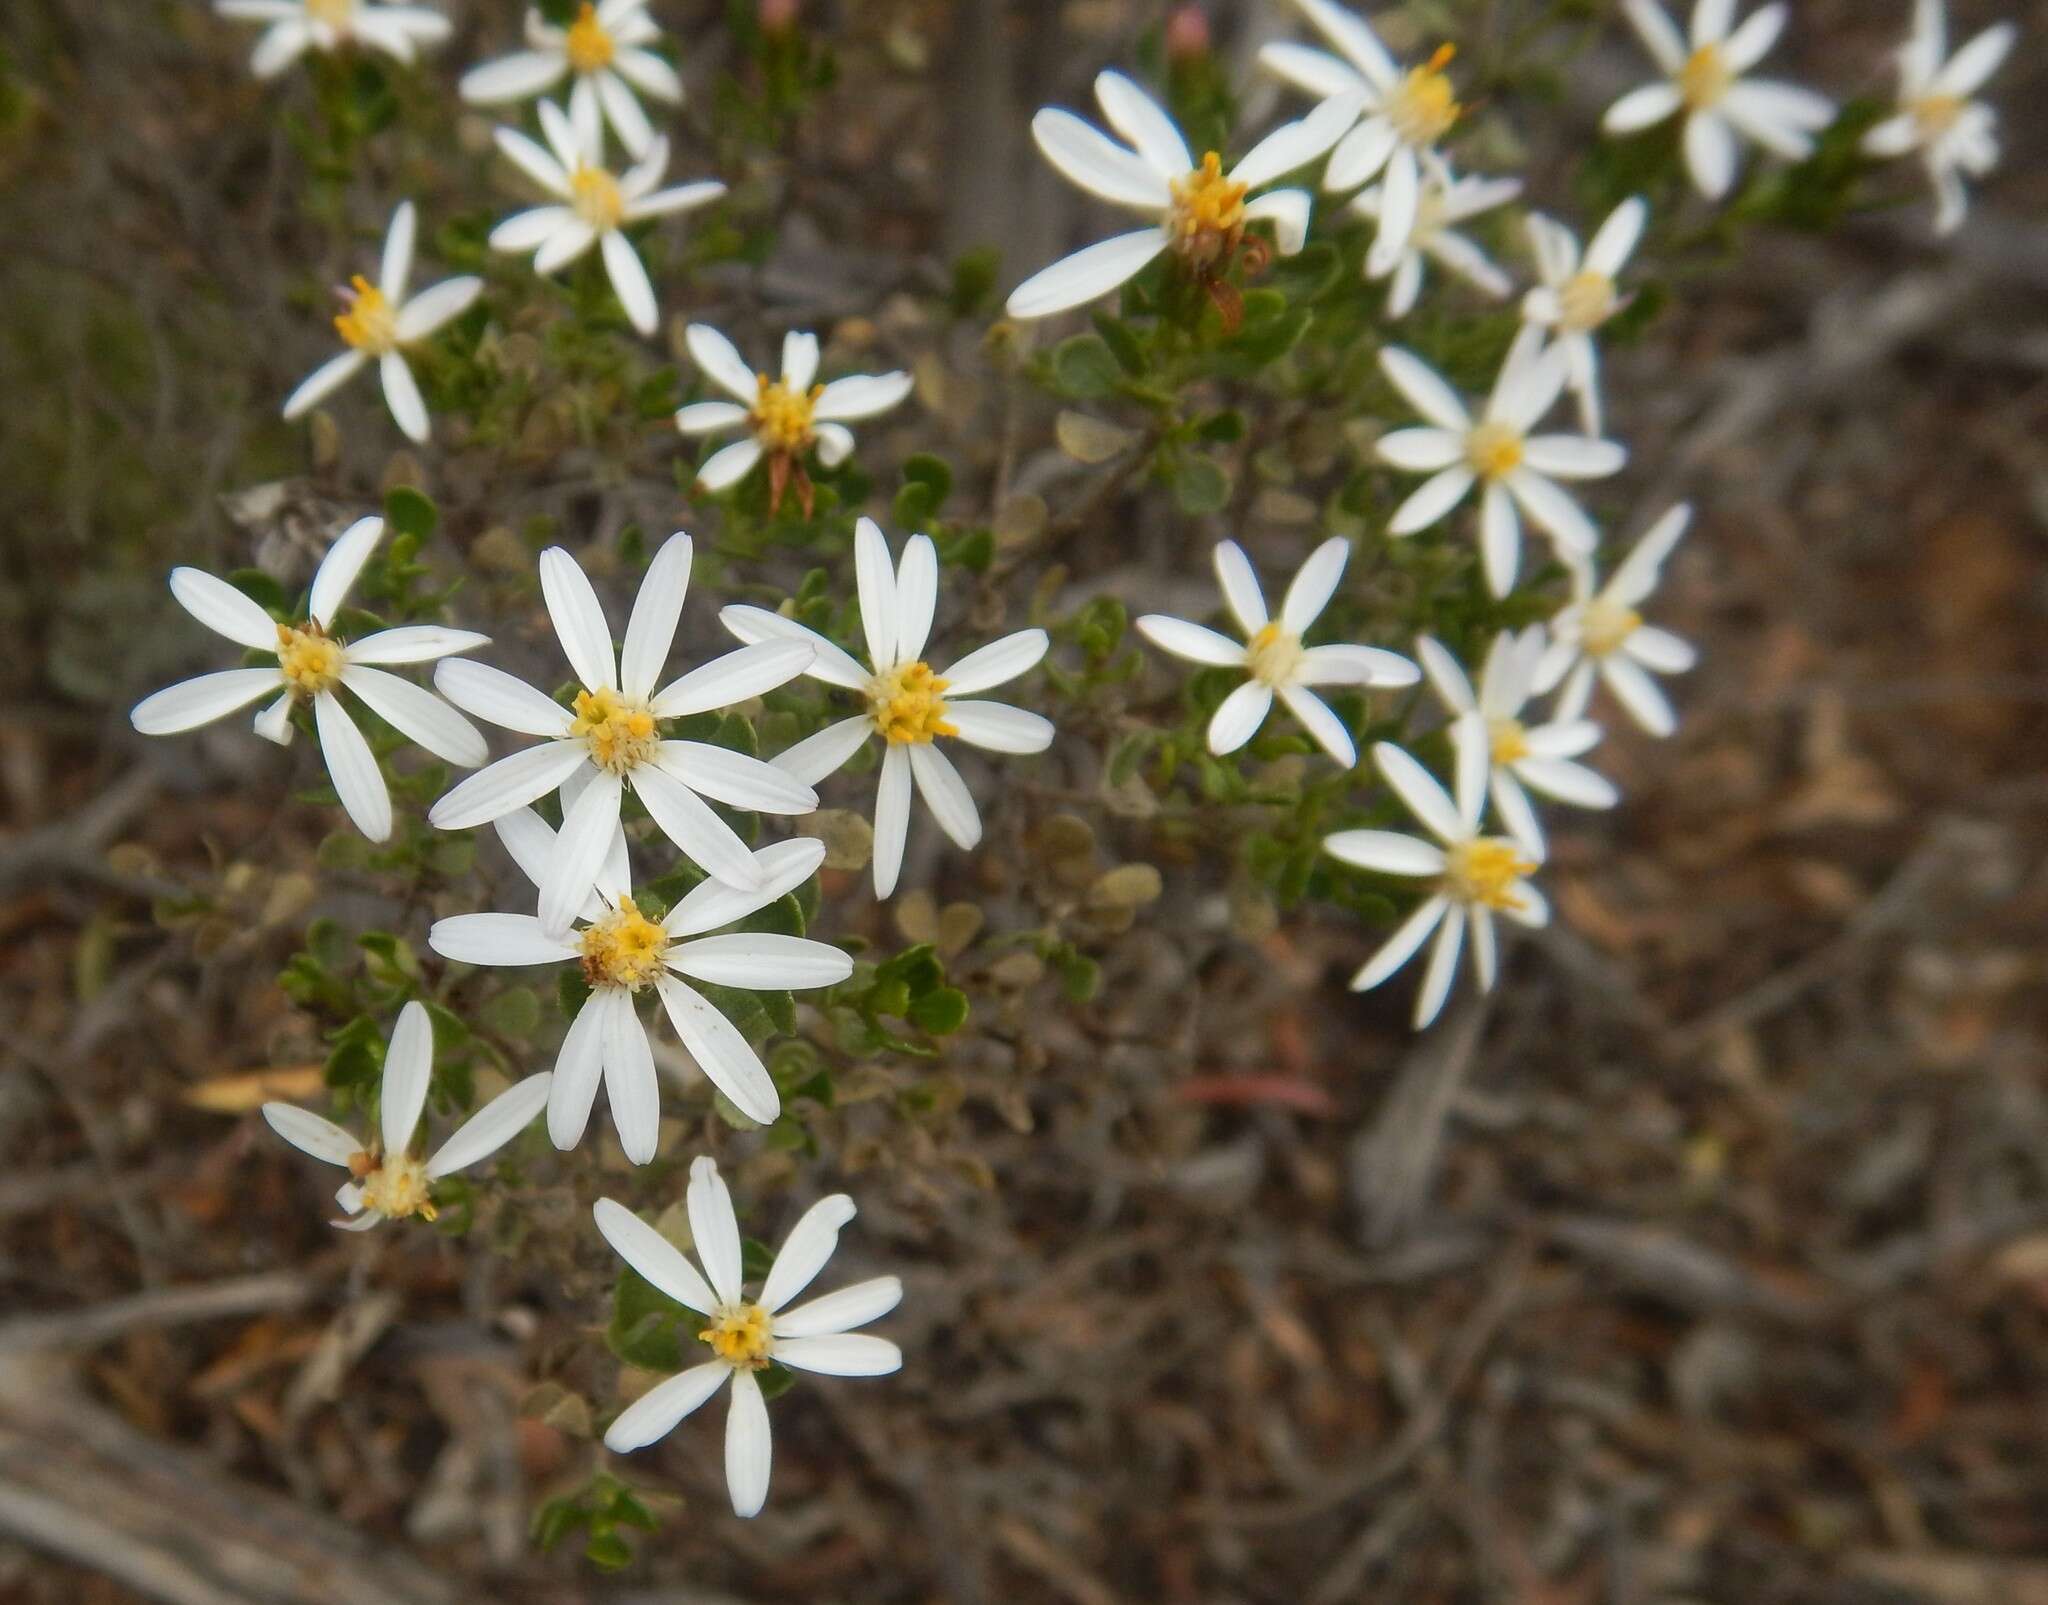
[721,518,1052,900]
[1602,0,1833,201]
[1376,326,1626,597]
[130,517,490,842]
[1324,737,1548,1030]
[1416,629,1617,857]
[487,96,724,336]
[1004,68,1364,320]
[1520,197,1648,437]
[430,825,845,1157]
[262,1000,552,1230]
[1351,166,1521,320]
[431,532,819,931]
[461,0,682,160]
[594,1157,902,1517]
[1532,503,1699,738]
[1135,537,1418,768]
[1259,0,1466,274]
[215,0,450,80]
[281,201,483,445]
[678,323,913,499]
[1861,0,2015,237]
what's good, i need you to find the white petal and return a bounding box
[812,371,914,423]
[1206,681,1274,755]
[871,744,912,899]
[253,692,295,746]
[1295,644,1419,687]
[1004,229,1169,321]
[1291,0,1400,87]
[1585,196,1649,277]
[656,742,817,814]
[1389,466,1476,535]
[852,517,899,669]
[663,836,827,937]
[1691,0,1736,48]
[1933,22,2016,98]
[541,95,591,172]
[461,48,569,104]
[310,515,384,628]
[1719,83,1826,159]
[773,715,873,786]
[1378,346,1471,430]
[773,1274,903,1338]
[1134,615,1245,668]
[532,217,599,275]
[248,18,312,78]
[1278,685,1355,766]
[1519,435,1626,479]
[1469,904,1500,991]
[1602,82,1684,135]
[627,184,725,222]
[688,1154,744,1303]
[539,547,619,693]
[433,659,574,736]
[429,911,577,967]
[169,566,279,649]
[281,349,368,420]
[893,535,940,666]
[685,323,761,402]
[724,1370,772,1519]
[939,628,1048,695]
[1480,480,1522,598]
[1030,106,1172,210]
[600,230,658,336]
[593,66,655,158]
[772,1334,902,1377]
[945,701,1054,754]
[1281,536,1349,631]
[1505,470,1599,555]
[1490,769,1546,857]
[654,974,779,1123]
[548,988,610,1149]
[1323,116,1398,192]
[759,1194,856,1313]
[262,1103,359,1166]
[632,764,765,889]
[377,1000,433,1154]
[592,1197,718,1314]
[490,204,576,254]
[1093,69,1192,176]
[1241,189,1313,255]
[133,669,283,735]
[1374,741,1462,844]
[1718,2,1785,72]
[1624,625,1697,672]
[907,741,980,850]
[346,624,490,666]
[1452,712,1492,833]
[604,1363,729,1453]
[539,770,624,938]
[1349,893,1448,992]
[493,126,571,197]
[1376,427,1465,473]
[1683,109,1741,199]
[1417,635,1477,714]
[1609,504,1692,605]
[429,740,589,829]
[601,988,661,1165]
[808,420,850,468]
[1211,541,1268,635]
[340,666,487,767]
[619,531,693,702]
[1324,829,1445,876]
[314,692,391,841]
[675,400,749,435]
[1257,40,1368,101]
[394,275,482,342]
[1412,903,1467,1028]
[1365,146,1420,275]
[696,438,764,491]
[612,45,684,102]
[1620,0,1688,69]
[1602,655,1678,736]
[653,639,813,721]
[377,201,416,304]
[1232,88,1365,190]
[1516,755,1618,809]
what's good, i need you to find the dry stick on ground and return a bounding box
[1349,991,1491,1247]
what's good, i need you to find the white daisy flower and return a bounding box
[487,97,724,337]
[430,821,844,1156]
[1324,737,1548,1030]
[281,202,483,446]
[1602,0,1834,201]
[1259,0,1466,274]
[1351,166,1520,319]
[1520,196,1648,438]
[262,1000,552,1230]
[1532,503,1699,738]
[1862,0,2015,237]
[1376,326,1627,597]
[1003,69,1364,320]
[594,1156,902,1518]
[677,324,913,516]
[130,517,489,842]
[1416,629,1617,857]
[720,518,1052,900]
[461,1,682,160]
[215,0,450,80]
[431,533,820,933]
[1135,537,1419,768]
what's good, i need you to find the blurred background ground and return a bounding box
[3,1,2047,1601]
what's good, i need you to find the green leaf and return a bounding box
[607,1265,693,1373]
[479,986,542,1039]
[1051,334,1121,400]
[1171,454,1231,515]
[901,453,952,509]
[558,968,592,1021]
[907,985,969,1036]
[383,485,438,541]
[756,1362,797,1402]
[227,568,286,616]
[1091,311,1147,376]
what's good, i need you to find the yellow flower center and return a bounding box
[564,2,615,72]
[750,375,822,453]
[1387,45,1462,146]
[578,894,670,991]
[1556,270,1618,333]
[1488,717,1529,765]
[570,163,625,230]
[333,275,399,354]
[1579,598,1642,659]
[1168,152,1249,268]
[570,687,661,774]
[1911,92,1966,137]
[276,623,345,696]
[1443,837,1536,912]
[869,661,955,745]
[305,0,356,28]
[1245,622,1305,688]
[349,1148,436,1221]
[1678,44,1732,110]
[1465,421,1525,480]
[699,1302,774,1369]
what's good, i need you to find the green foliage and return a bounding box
[532,1475,661,1573]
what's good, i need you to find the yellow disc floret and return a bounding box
[571,687,661,774]
[1678,44,1733,110]
[333,276,399,354]
[1168,152,1250,270]
[579,894,670,991]
[1388,44,1462,146]
[1556,270,1618,333]
[277,623,345,697]
[564,2,615,72]
[570,163,625,230]
[700,1302,774,1369]
[1578,598,1642,659]
[1443,837,1536,912]
[750,375,822,453]
[1465,421,1525,481]
[349,1148,437,1222]
[1488,717,1530,765]
[1245,622,1305,688]
[305,0,357,29]
[869,661,956,745]
[1910,93,1966,139]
